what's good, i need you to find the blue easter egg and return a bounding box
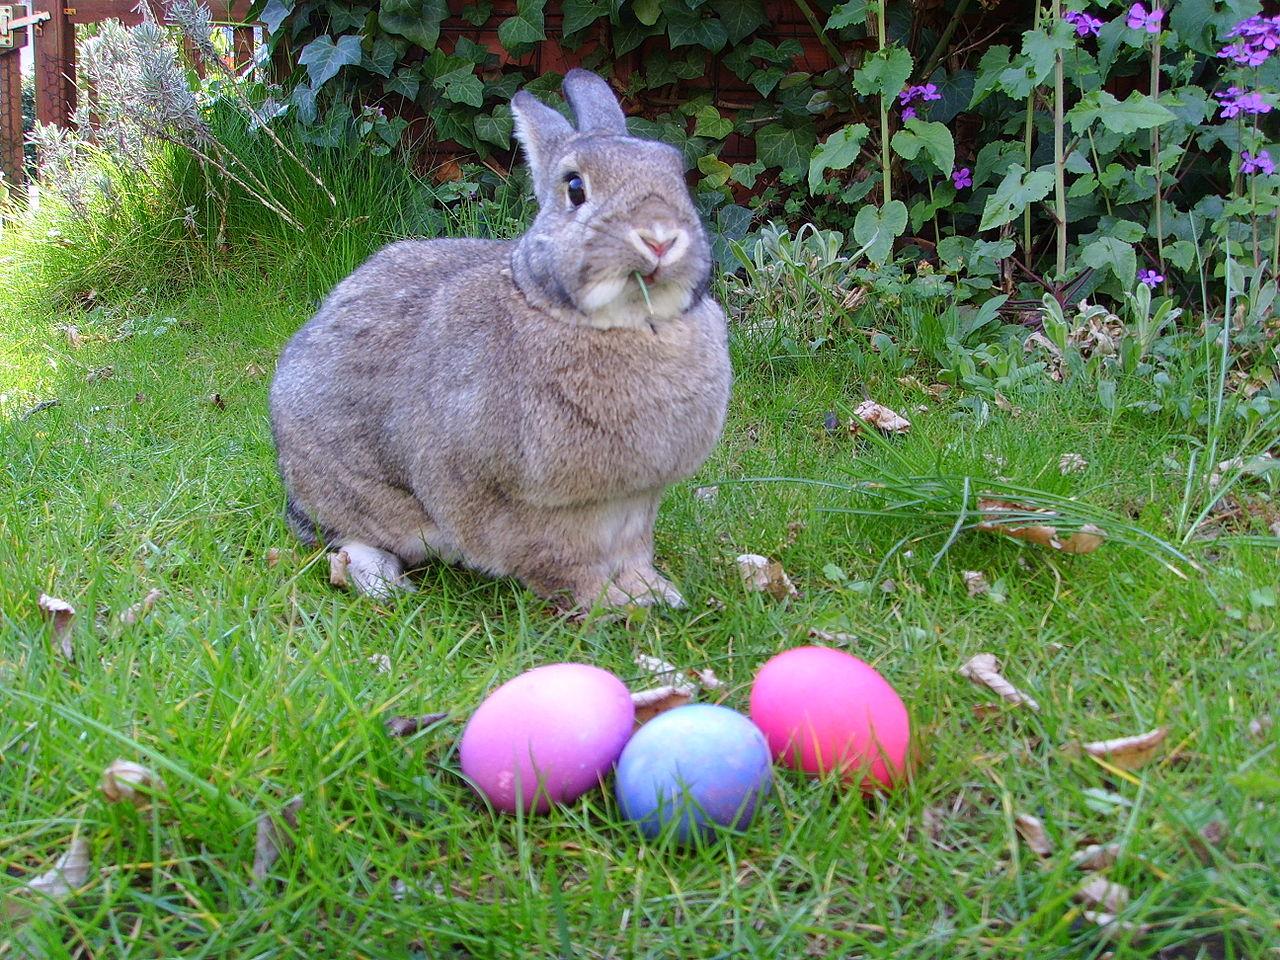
[615,704,773,842]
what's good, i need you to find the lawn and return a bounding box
[1,222,1277,958]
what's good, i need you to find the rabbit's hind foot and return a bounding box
[340,542,409,599]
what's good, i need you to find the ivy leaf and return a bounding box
[853,200,908,265]
[299,35,363,88]
[667,7,729,51]
[474,105,513,148]
[562,0,606,35]
[928,68,974,124]
[979,164,1054,231]
[1081,236,1137,288]
[613,19,662,54]
[378,0,449,49]
[853,46,913,100]
[693,104,733,139]
[435,66,484,107]
[260,0,293,36]
[890,119,954,176]
[461,0,493,26]
[731,159,766,188]
[386,68,421,100]
[1068,90,1174,135]
[713,0,766,44]
[430,104,474,145]
[633,0,663,26]
[498,0,547,49]
[756,121,816,175]
[698,153,733,188]
[749,66,786,96]
[827,0,867,30]
[808,122,869,194]
[362,37,397,78]
[329,4,371,32]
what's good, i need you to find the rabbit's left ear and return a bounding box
[512,90,573,206]
[563,69,627,135]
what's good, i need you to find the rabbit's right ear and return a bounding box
[512,91,573,207]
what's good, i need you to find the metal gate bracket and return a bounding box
[0,5,51,49]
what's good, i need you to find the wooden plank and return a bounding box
[66,0,255,25]
[32,0,74,129]
[0,47,23,187]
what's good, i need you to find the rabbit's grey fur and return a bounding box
[270,70,731,606]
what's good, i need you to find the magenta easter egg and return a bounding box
[749,646,910,790]
[460,663,635,813]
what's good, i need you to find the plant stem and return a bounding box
[791,0,845,68]
[1150,11,1164,276]
[876,0,892,205]
[1053,0,1066,278]
[919,0,974,80]
[1023,2,1042,266]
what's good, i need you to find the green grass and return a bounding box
[2,170,1278,959]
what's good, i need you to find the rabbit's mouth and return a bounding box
[641,268,659,284]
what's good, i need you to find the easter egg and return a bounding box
[749,646,910,790]
[614,704,773,842]
[460,663,634,813]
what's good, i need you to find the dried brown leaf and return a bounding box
[101,759,165,806]
[384,712,448,737]
[852,399,911,434]
[808,627,857,646]
[1015,813,1053,856]
[1075,876,1130,913]
[1081,910,1151,938]
[209,392,227,410]
[119,588,163,626]
[735,554,798,600]
[1059,452,1088,474]
[86,365,113,383]
[2,835,92,920]
[265,547,283,568]
[976,499,1105,555]
[1199,819,1227,847]
[1073,843,1121,871]
[631,685,693,724]
[962,570,990,597]
[244,361,268,378]
[694,485,719,503]
[367,654,392,674]
[329,550,351,588]
[252,795,303,884]
[63,325,84,349]
[38,593,76,661]
[958,653,1040,711]
[1081,726,1169,771]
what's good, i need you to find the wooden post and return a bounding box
[0,46,22,187]
[33,0,74,129]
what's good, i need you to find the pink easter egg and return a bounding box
[749,646,911,790]
[460,663,635,813]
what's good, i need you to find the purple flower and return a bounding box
[1138,269,1164,288]
[898,83,942,106]
[1242,150,1276,175]
[1217,86,1273,118]
[1218,15,1280,65]
[901,106,917,121]
[916,83,941,102]
[952,167,972,189]
[1064,10,1103,37]
[1126,3,1163,33]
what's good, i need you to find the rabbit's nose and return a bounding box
[633,225,684,260]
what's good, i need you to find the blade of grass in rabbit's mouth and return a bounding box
[633,271,656,316]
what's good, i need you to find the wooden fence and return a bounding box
[0,0,257,186]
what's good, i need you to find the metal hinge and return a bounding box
[0,5,51,49]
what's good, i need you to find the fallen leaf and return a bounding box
[631,685,693,724]
[1073,843,1121,870]
[852,399,911,434]
[433,159,464,183]
[134,392,147,404]
[385,712,448,737]
[244,361,268,378]
[976,498,1105,555]
[252,795,303,884]
[329,550,350,588]
[87,365,113,382]
[1080,726,1169,771]
[209,393,226,410]
[38,594,76,661]
[1059,452,1088,474]
[735,554,797,600]
[808,627,857,646]
[100,759,165,806]
[958,653,1040,711]
[265,547,282,568]
[1248,715,1273,740]
[63,325,84,349]
[1199,819,1227,847]
[118,588,162,626]
[962,570,990,597]
[367,654,392,674]
[2,835,92,920]
[693,667,724,690]
[694,485,719,502]
[1015,813,1053,856]
[1075,876,1130,913]
[1080,910,1151,938]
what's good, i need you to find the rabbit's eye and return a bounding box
[564,173,587,207]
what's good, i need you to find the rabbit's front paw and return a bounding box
[612,566,686,609]
[340,543,409,599]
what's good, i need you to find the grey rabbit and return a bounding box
[269,69,732,608]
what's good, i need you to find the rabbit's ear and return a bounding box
[513,90,573,203]
[563,69,627,135]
